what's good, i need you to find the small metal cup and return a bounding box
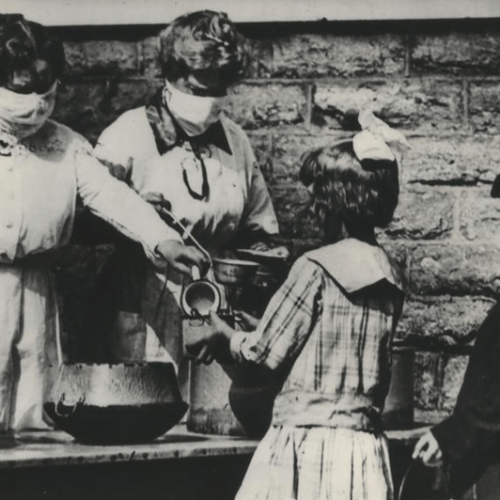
[181,266,221,318]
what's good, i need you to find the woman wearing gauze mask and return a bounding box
[92,11,287,377]
[163,80,227,137]
[0,81,56,142]
[0,14,207,432]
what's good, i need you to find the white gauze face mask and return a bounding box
[0,81,57,141]
[164,80,226,137]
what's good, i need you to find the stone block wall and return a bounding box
[50,18,500,423]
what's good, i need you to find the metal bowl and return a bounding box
[212,258,259,286]
[44,362,188,444]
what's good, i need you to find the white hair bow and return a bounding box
[353,109,410,164]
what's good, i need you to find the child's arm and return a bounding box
[234,310,260,331]
[186,257,322,371]
[229,257,323,371]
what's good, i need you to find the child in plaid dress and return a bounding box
[188,111,409,500]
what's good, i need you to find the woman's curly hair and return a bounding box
[300,139,399,242]
[0,14,65,93]
[159,10,248,86]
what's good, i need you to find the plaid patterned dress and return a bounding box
[230,239,405,500]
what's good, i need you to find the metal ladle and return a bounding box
[158,207,211,264]
[151,207,213,323]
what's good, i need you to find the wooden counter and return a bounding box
[0,425,430,500]
[0,427,257,500]
[0,425,429,469]
[0,426,258,469]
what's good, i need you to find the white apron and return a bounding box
[0,265,60,430]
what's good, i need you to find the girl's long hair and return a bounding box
[300,139,399,243]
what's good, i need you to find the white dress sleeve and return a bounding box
[93,109,153,181]
[73,137,182,263]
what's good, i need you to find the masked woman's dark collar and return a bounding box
[145,89,232,156]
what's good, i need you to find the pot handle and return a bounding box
[54,394,85,418]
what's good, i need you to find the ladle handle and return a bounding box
[159,207,211,263]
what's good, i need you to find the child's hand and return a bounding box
[412,431,443,467]
[234,310,259,331]
[185,311,236,365]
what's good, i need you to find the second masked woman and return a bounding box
[91,11,284,384]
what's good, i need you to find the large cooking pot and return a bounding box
[44,362,188,445]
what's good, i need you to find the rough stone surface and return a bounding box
[247,134,275,182]
[102,79,161,131]
[140,36,161,78]
[414,408,452,425]
[64,40,139,77]
[459,187,500,241]
[270,133,350,184]
[54,79,161,144]
[412,33,500,75]
[470,81,500,134]
[375,241,411,284]
[312,79,464,133]
[440,355,469,411]
[52,82,108,143]
[402,135,500,185]
[245,37,274,79]
[414,351,443,411]
[226,83,309,130]
[272,34,405,78]
[409,243,500,296]
[380,187,455,240]
[396,295,494,343]
[269,184,320,239]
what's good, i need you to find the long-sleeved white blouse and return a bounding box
[0,119,180,263]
